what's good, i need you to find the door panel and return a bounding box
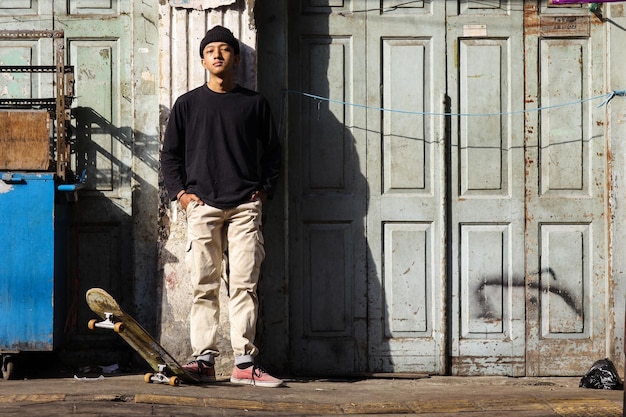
[524,2,608,376]
[0,40,54,100]
[288,0,368,374]
[366,2,447,373]
[0,1,51,21]
[70,39,125,193]
[0,2,54,97]
[55,2,134,345]
[447,1,526,375]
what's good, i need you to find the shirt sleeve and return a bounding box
[160,100,187,201]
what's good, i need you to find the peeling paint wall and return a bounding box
[157,0,256,377]
[153,0,626,378]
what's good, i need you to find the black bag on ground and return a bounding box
[579,358,623,390]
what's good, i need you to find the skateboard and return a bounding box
[86,287,199,386]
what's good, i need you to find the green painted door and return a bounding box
[0,1,159,353]
[54,4,134,326]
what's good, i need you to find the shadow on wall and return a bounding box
[58,106,158,371]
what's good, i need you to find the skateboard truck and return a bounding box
[144,364,180,386]
[88,312,125,333]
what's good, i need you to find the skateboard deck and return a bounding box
[86,287,199,386]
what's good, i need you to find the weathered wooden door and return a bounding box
[54,0,133,324]
[365,1,448,373]
[58,2,149,358]
[0,2,156,358]
[53,4,135,345]
[287,0,609,376]
[523,1,608,376]
[446,1,526,375]
[287,0,370,374]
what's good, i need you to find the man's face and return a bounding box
[201,42,239,76]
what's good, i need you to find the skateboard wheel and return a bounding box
[87,319,98,330]
[113,322,124,333]
[144,373,154,383]
[169,376,180,387]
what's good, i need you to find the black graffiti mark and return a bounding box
[475,267,584,320]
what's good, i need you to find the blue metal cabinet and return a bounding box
[0,172,68,355]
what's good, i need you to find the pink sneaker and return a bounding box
[182,360,216,383]
[230,365,283,388]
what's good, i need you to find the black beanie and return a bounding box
[199,25,240,57]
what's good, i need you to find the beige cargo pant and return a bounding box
[185,199,265,366]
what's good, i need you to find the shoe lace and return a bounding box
[252,365,268,378]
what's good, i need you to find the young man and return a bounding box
[160,25,283,387]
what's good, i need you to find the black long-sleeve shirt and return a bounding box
[161,84,281,209]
